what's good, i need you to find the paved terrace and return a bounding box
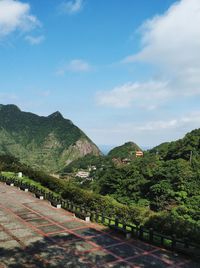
[0,182,198,268]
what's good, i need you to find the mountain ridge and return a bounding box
[150,128,200,160]
[0,104,101,173]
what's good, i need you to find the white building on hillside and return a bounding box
[76,171,89,179]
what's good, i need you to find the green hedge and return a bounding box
[61,182,151,224]
[145,211,200,244]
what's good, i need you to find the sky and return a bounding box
[0,0,200,149]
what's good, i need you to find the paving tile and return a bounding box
[45,259,91,268]
[3,221,25,230]
[34,244,68,259]
[66,239,95,252]
[131,239,157,251]
[19,213,40,220]
[25,237,54,254]
[180,261,200,268]
[48,214,74,223]
[84,249,117,266]
[9,228,37,238]
[0,210,6,216]
[49,232,80,243]
[44,250,92,268]
[153,249,187,265]
[0,216,14,223]
[128,254,170,268]
[14,208,31,214]
[0,231,11,241]
[61,220,87,230]
[108,243,143,259]
[22,236,44,247]
[27,218,52,226]
[37,224,65,234]
[74,227,103,238]
[90,234,121,248]
[0,250,45,268]
[105,261,133,268]
[0,240,21,249]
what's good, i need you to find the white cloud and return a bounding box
[25,35,45,45]
[97,0,200,110]
[96,80,170,108]
[87,111,200,147]
[121,112,200,133]
[59,0,83,15]
[57,59,91,75]
[135,120,178,131]
[124,0,200,69]
[121,0,200,98]
[0,0,40,38]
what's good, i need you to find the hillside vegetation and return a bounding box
[66,130,200,243]
[108,142,141,159]
[0,104,100,173]
[150,128,200,161]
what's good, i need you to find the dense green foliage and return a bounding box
[107,142,141,159]
[150,128,200,161]
[62,154,110,173]
[0,104,100,172]
[77,130,200,243]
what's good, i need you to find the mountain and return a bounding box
[0,104,101,173]
[108,141,141,159]
[150,128,200,161]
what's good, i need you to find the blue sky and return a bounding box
[0,0,200,149]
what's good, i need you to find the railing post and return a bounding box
[115,218,119,227]
[95,211,99,222]
[122,222,126,231]
[184,238,189,249]
[161,236,164,246]
[131,226,135,236]
[90,211,95,221]
[108,216,112,225]
[139,225,144,240]
[149,228,154,243]
[171,234,176,250]
[101,213,105,224]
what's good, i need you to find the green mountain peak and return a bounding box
[108,141,141,159]
[0,104,21,112]
[48,111,64,119]
[0,104,101,173]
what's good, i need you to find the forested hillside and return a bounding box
[150,128,200,161]
[0,104,101,172]
[67,129,200,242]
[107,141,141,159]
